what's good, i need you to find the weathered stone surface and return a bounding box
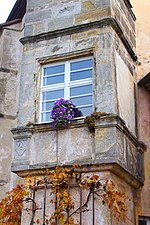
[95,127,116,156]
[75,8,111,25]
[0,118,16,199]
[95,63,115,113]
[11,115,145,185]
[112,0,136,48]
[58,127,92,163]
[31,131,57,164]
[115,51,136,135]
[0,20,23,200]
[17,62,36,126]
[23,0,136,55]
[0,78,6,112]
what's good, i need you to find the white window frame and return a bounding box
[39,56,93,123]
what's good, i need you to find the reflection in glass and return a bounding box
[70,85,92,97]
[44,64,65,76]
[70,69,92,81]
[43,74,64,86]
[42,101,55,111]
[71,59,92,71]
[71,95,92,107]
[78,106,93,116]
[41,112,51,122]
[42,89,64,101]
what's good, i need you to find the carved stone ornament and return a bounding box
[14,140,28,159]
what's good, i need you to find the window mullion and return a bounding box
[65,61,70,100]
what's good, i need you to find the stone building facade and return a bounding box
[0,0,149,224]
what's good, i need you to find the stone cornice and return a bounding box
[11,163,143,189]
[20,18,137,62]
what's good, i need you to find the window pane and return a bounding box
[71,59,92,71]
[42,89,64,101]
[43,74,64,86]
[139,221,147,225]
[79,106,93,116]
[41,112,51,122]
[44,64,65,76]
[42,101,55,111]
[70,85,92,97]
[70,69,92,81]
[71,95,92,107]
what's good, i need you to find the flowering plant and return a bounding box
[51,98,82,128]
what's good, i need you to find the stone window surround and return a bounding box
[35,48,96,124]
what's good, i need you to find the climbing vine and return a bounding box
[0,165,128,225]
[0,184,28,225]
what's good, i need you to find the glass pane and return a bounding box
[43,74,64,86]
[42,101,55,111]
[79,106,93,116]
[41,112,51,122]
[139,221,146,225]
[42,89,64,101]
[71,59,92,71]
[44,64,65,76]
[70,69,92,81]
[70,85,92,97]
[71,95,92,107]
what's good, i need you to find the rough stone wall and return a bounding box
[0,20,24,199]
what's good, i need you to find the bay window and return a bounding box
[40,57,93,123]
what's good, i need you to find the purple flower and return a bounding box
[50,98,82,128]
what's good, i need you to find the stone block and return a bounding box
[27,0,55,12]
[115,51,136,135]
[47,15,74,33]
[25,9,52,23]
[95,127,116,157]
[95,63,115,113]
[31,131,57,164]
[75,8,111,25]
[58,127,92,163]
[95,0,110,8]
[24,24,34,37]
[0,118,16,200]
[18,63,36,126]
[0,78,6,113]
[51,1,81,19]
